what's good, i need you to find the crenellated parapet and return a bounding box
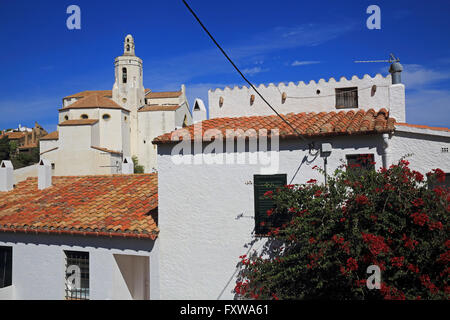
[208,73,405,123]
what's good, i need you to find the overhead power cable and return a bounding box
[182,0,309,144]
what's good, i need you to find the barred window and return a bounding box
[0,246,12,288]
[336,87,358,109]
[65,250,89,300]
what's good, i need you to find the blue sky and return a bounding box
[0,0,449,132]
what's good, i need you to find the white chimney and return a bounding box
[192,98,207,123]
[38,159,52,190]
[122,156,134,174]
[0,160,14,192]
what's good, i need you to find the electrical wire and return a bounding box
[182,0,309,144]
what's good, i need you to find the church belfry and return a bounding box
[123,34,135,56]
[112,34,145,158]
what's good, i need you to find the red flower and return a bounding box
[263,190,273,198]
[266,209,274,216]
[410,212,429,226]
[346,257,358,271]
[432,168,446,183]
[309,237,316,244]
[428,221,443,231]
[391,256,404,268]
[355,195,369,205]
[407,263,419,274]
[332,234,344,244]
[411,198,424,207]
[314,190,322,197]
[307,179,317,184]
[362,233,390,256]
[412,171,424,182]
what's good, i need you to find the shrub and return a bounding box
[235,159,449,300]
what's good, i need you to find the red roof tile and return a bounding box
[152,108,395,144]
[60,94,129,112]
[64,90,112,99]
[395,123,450,132]
[0,174,159,239]
[40,131,59,140]
[146,91,182,99]
[59,119,99,126]
[91,146,122,155]
[139,105,181,112]
[0,131,26,140]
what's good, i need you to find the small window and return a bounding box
[65,250,89,300]
[122,67,127,84]
[254,174,290,235]
[64,115,69,121]
[124,116,127,121]
[0,246,12,288]
[336,87,358,109]
[102,114,111,121]
[346,154,375,175]
[81,114,89,119]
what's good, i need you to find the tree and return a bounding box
[235,159,449,300]
[0,136,10,161]
[132,156,145,174]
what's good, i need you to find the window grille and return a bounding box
[0,246,12,288]
[336,87,358,109]
[65,250,89,300]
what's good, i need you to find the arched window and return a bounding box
[64,115,69,121]
[126,44,130,52]
[81,114,89,119]
[122,67,127,84]
[102,114,111,121]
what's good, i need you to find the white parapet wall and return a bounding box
[208,74,405,122]
[13,164,39,184]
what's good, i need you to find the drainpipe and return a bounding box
[382,133,390,169]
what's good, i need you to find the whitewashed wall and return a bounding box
[390,127,450,173]
[157,135,386,300]
[208,74,406,122]
[0,233,159,300]
[156,129,450,300]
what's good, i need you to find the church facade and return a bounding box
[40,35,192,175]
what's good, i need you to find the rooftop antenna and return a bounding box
[354,53,403,84]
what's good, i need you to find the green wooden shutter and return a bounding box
[254,174,287,235]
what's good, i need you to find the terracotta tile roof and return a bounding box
[139,105,181,112]
[59,119,99,126]
[40,147,58,155]
[0,131,25,140]
[18,142,38,150]
[60,94,129,112]
[0,174,159,240]
[64,90,112,99]
[146,91,182,99]
[395,123,450,132]
[40,131,59,140]
[153,108,395,144]
[91,146,122,155]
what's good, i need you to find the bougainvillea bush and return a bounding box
[235,159,449,300]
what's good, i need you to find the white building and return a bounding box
[40,35,193,176]
[152,63,450,299]
[0,159,159,300]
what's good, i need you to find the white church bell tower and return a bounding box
[112,34,145,158]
